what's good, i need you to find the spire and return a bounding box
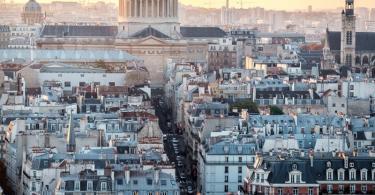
[66,111,76,153]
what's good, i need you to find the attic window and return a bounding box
[292,164,297,170]
[350,162,354,168]
[327,161,331,168]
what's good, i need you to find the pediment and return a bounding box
[134,36,169,46]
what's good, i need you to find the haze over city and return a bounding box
[1,0,375,195]
[8,0,375,10]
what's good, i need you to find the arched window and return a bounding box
[363,56,369,65]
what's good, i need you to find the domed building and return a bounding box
[21,0,43,25]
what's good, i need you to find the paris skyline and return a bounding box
[9,0,375,11]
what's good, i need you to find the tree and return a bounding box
[230,99,259,114]
[269,106,284,115]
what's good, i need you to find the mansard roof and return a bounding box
[327,31,375,51]
[41,25,118,37]
[180,27,227,38]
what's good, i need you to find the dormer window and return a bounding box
[349,169,356,180]
[326,169,333,181]
[361,169,367,181]
[289,171,303,184]
[338,169,345,180]
[349,162,354,168]
[326,161,331,168]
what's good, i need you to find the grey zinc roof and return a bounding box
[116,170,179,192]
[180,27,227,38]
[328,31,375,51]
[0,49,140,62]
[40,63,108,73]
[41,25,118,37]
[207,141,256,155]
[0,25,10,32]
[131,26,170,39]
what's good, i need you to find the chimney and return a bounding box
[154,167,160,184]
[104,162,112,177]
[352,148,358,157]
[308,149,314,167]
[44,133,50,148]
[124,166,130,184]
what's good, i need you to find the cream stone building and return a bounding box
[36,0,227,86]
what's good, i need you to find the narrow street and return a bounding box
[152,95,195,195]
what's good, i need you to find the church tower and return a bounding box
[340,0,356,67]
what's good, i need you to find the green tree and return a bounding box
[230,99,259,114]
[269,106,284,115]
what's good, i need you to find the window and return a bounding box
[361,185,367,193]
[225,166,228,173]
[161,180,167,186]
[109,82,116,86]
[224,185,228,192]
[341,104,345,108]
[338,169,345,180]
[79,82,86,87]
[350,169,356,180]
[58,74,62,77]
[350,92,354,97]
[293,188,298,195]
[101,182,107,191]
[87,181,93,190]
[64,82,71,87]
[147,178,153,185]
[74,181,80,191]
[350,162,354,167]
[350,85,354,90]
[308,188,313,195]
[361,169,367,181]
[103,74,107,77]
[350,184,355,193]
[238,166,242,174]
[31,182,36,191]
[326,161,331,168]
[261,174,265,183]
[225,156,229,162]
[80,74,85,77]
[278,188,283,195]
[117,179,123,185]
[239,157,242,162]
[332,103,336,107]
[133,180,138,185]
[339,185,344,192]
[238,175,242,183]
[225,175,228,182]
[327,169,333,180]
[33,171,37,177]
[327,184,332,193]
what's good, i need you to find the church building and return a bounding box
[36,0,227,86]
[323,0,375,75]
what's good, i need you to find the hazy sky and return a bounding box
[14,0,375,11]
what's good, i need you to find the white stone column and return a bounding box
[140,0,143,17]
[175,0,178,17]
[157,0,160,17]
[161,0,165,17]
[151,0,154,17]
